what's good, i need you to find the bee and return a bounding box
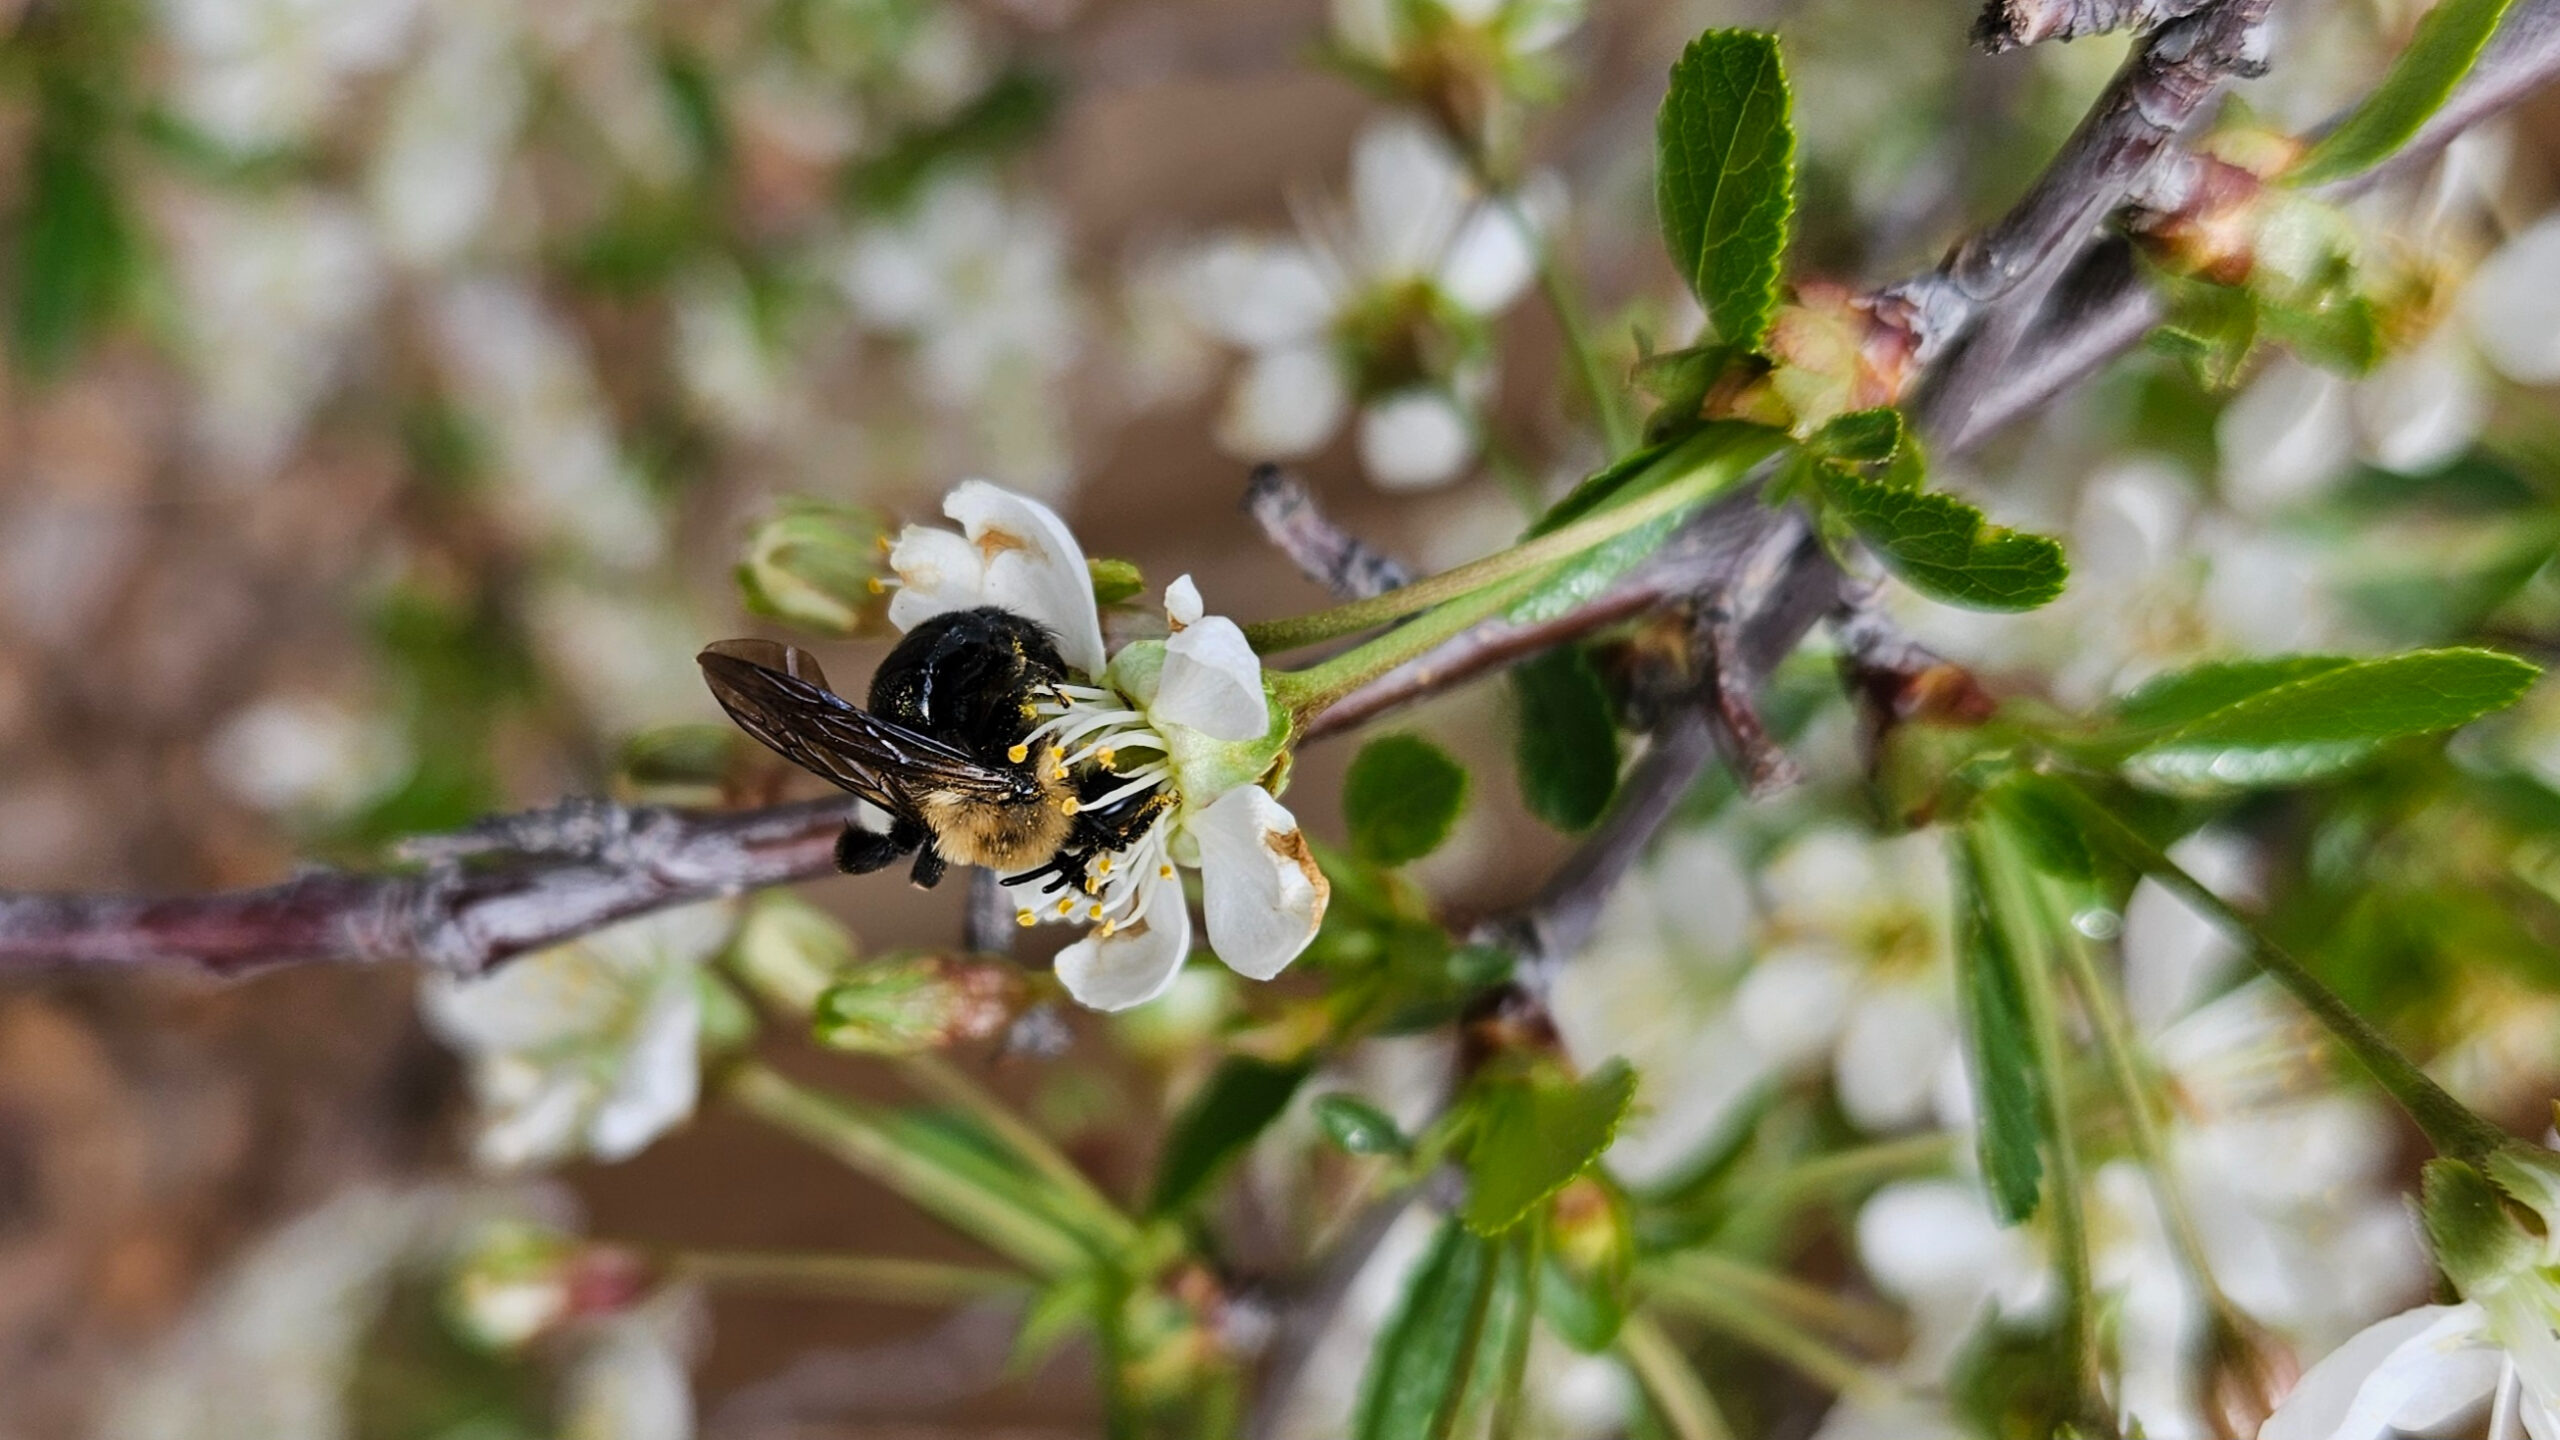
[697,608,1170,895]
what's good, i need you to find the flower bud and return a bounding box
[1544,1174,1634,1351]
[812,951,1025,1054]
[736,499,895,637]
[445,1220,653,1353]
[728,891,858,1016]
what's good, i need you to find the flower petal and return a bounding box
[2464,214,2560,385]
[1352,120,1469,278]
[1437,195,1539,315]
[1054,892,1193,1011]
[1357,389,1477,491]
[1192,785,1328,981]
[1164,573,1205,629]
[1182,235,1335,350]
[587,976,702,1161]
[941,480,1107,677]
[2264,1303,2497,1440]
[1217,343,1350,458]
[1155,615,1268,740]
[886,524,988,633]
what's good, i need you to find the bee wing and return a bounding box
[697,640,1021,812]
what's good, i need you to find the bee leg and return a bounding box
[834,819,916,875]
[908,843,950,890]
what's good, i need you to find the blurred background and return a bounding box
[1,0,2557,1434]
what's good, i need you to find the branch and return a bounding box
[1973,0,2216,53]
[0,798,850,977]
[1242,464,1416,601]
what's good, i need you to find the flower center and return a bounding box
[1007,681,1180,937]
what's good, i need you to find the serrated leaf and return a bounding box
[1810,406,1904,464]
[1814,463,2069,611]
[2121,648,2540,789]
[1512,646,1620,831]
[1955,837,2045,1224]
[1461,1061,1637,1235]
[2290,0,2518,186]
[1344,733,1471,867]
[1314,1094,1412,1157]
[1148,1056,1312,1216]
[1656,29,1796,349]
[1354,1220,1504,1440]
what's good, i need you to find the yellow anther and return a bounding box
[1056,898,1075,916]
[875,533,894,553]
[1159,864,1175,879]
[1097,856,1113,875]
[1083,875,1101,894]
[1096,747,1117,769]
[1016,908,1037,928]
[1088,904,1105,921]
[1061,799,1082,816]
[866,577,886,594]
[1098,919,1118,937]
[1007,743,1028,763]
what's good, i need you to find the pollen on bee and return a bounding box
[1007,743,1028,763]
[1060,798,1081,816]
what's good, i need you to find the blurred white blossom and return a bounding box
[205,695,405,817]
[422,903,738,1169]
[1180,119,1552,490]
[161,0,419,152]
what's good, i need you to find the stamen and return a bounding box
[1088,904,1105,920]
[1097,856,1112,875]
[1007,743,1028,763]
[1055,898,1075,916]
[866,577,886,594]
[1098,919,1118,937]
[1061,798,1081,816]
[1096,747,1116,769]
[1159,864,1175,879]
[1016,908,1036,927]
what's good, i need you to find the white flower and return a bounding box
[205,694,405,817]
[2261,1302,2538,1440]
[2463,212,2560,386]
[1330,0,1584,75]
[885,482,1328,1011]
[561,1296,703,1440]
[162,0,420,152]
[366,0,529,268]
[1180,119,1550,491]
[421,903,739,1168]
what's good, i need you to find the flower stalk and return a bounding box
[668,1249,1031,1305]
[2045,781,2508,1164]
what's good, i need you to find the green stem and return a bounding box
[1617,1312,1738,1440]
[1973,822,2108,1434]
[899,1053,1139,1251]
[724,1060,1093,1277]
[1718,1132,1954,1237]
[1647,1251,1903,1355]
[1642,1269,1889,1399]
[1463,148,1634,458]
[1488,1225,1543,1440]
[2047,782,2507,1164]
[1269,562,1556,723]
[1244,426,1782,655]
[668,1249,1028,1305]
[2034,871,2245,1330]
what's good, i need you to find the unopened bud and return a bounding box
[813,951,1025,1054]
[2422,1157,2537,1293]
[446,1221,654,1353]
[2198,1312,2299,1440]
[1757,282,1923,433]
[736,500,895,637]
[729,891,858,1015]
[1544,1175,1633,1350]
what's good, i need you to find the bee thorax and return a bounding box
[919,768,1076,869]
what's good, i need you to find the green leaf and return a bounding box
[1314,1093,1413,1157]
[1354,1220,1504,1440]
[2120,648,2541,789]
[1656,29,1796,349]
[1511,646,1621,831]
[1813,462,2069,611]
[1088,557,1144,606]
[2290,0,2518,185]
[1461,1061,1638,1235]
[1955,836,2045,1224]
[2108,656,2360,730]
[1344,734,1471,867]
[15,87,135,378]
[1979,773,2097,883]
[1148,1056,1312,1216]
[1809,407,1904,465]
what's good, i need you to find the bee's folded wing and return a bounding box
[697,643,1020,811]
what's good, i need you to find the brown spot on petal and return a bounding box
[975,526,1031,564]
[1264,825,1329,924]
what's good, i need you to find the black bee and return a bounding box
[697,608,1169,895]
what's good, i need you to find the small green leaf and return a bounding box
[2108,656,2360,729]
[2290,0,2518,186]
[1461,1061,1637,1235]
[1955,835,2045,1224]
[1314,1094,1412,1157]
[1813,462,2069,611]
[2121,648,2540,788]
[1088,557,1144,606]
[1148,1056,1312,1215]
[1344,733,1470,867]
[1354,1220,1503,1440]
[1511,646,1621,831]
[1979,773,2097,883]
[1809,407,1904,465]
[1656,29,1796,349]
[1528,441,1681,538]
